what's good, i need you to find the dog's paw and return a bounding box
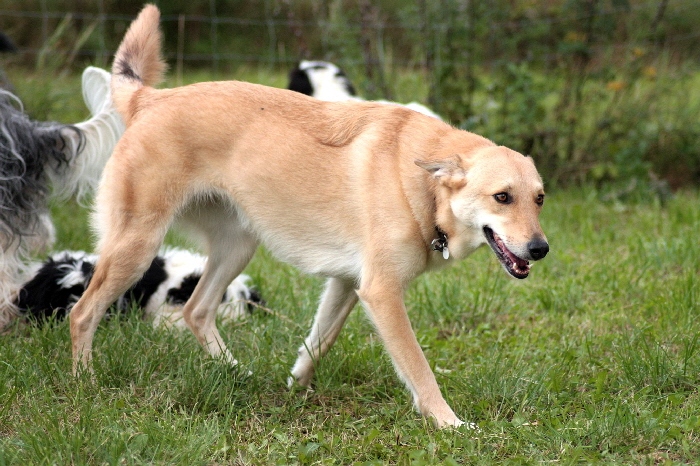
[433,415,480,431]
[443,419,481,433]
[289,360,315,388]
[214,352,253,376]
[218,349,241,367]
[436,417,464,429]
[287,375,312,390]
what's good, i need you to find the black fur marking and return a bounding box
[0,32,17,53]
[344,79,357,97]
[0,92,84,247]
[287,66,314,96]
[333,67,357,96]
[115,54,141,82]
[17,255,167,324]
[166,273,200,305]
[16,257,91,322]
[246,287,264,313]
[121,256,167,311]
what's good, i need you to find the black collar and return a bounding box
[431,226,448,253]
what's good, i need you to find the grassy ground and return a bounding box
[2,185,700,465]
[1,68,700,464]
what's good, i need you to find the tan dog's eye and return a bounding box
[536,194,545,206]
[494,193,510,204]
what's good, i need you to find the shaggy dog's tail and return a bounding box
[111,4,167,124]
[55,67,125,202]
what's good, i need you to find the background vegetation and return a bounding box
[2,179,700,465]
[1,0,700,190]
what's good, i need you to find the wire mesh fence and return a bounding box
[1,0,699,73]
[2,1,700,188]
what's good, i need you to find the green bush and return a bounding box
[2,0,699,190]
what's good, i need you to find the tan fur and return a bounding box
[110,4,166,123]
[70,5,548,428]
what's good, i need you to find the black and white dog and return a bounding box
[0,32,16,54]
[287,60,442,120]
[0,67,124,328]
[0,31,17,91]
[16,248,263,328]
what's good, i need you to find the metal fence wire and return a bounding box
[2,1,700,187]
[1,0,699,73]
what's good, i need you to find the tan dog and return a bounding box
[70,4,549,428]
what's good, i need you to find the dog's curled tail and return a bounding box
[111,4,167,123]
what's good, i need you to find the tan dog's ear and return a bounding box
[415,155,466,189]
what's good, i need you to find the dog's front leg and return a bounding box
[358,276,463,428]
[182,229,258,366]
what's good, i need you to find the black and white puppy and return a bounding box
[287,60,442,120]
[16,249,263,328]
[0,31,17,91]
[0,32,17,54]
[0,67,124,328]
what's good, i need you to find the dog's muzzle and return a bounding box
[483,227,548,279]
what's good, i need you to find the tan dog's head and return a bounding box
[417,146,548,279]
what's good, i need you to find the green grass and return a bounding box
[2,188,700,464]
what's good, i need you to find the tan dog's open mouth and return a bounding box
[483,227,530,279]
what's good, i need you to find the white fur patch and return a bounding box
[295,60,443,120]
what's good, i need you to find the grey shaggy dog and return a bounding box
[0,67,124,330]
[0,91,81,242]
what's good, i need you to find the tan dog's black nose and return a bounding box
[528,239,549,260]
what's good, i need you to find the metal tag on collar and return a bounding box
[431,228,450,260]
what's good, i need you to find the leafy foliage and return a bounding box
[2,1,700,188]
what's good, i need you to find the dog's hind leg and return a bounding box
[289,277,358,387]
[180,207,258,365]
[70,208,171,373]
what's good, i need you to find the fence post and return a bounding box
[40,0,48,46]
[210,0,218,75]
[98,0,107,67]
[177,14,185,86]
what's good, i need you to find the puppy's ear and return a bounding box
[336,68,357,96]
[288,67,313,95]
[415,155,466,189]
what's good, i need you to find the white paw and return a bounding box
[287,375,314,390]
[435,416,480,431]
